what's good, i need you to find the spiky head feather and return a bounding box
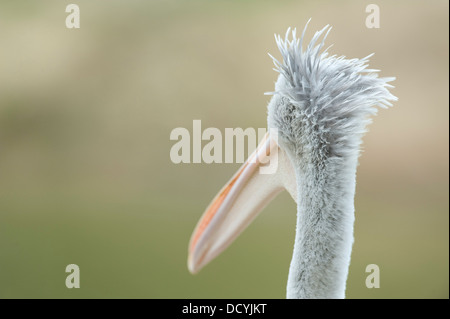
[266,20,397,163]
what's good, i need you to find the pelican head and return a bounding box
[188,20,397,299]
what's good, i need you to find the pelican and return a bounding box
[187,21,397,299]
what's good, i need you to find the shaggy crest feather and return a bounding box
[266,20,397,161]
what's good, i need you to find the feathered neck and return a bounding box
[265,21,397,298]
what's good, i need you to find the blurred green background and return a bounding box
[0,0,448,299]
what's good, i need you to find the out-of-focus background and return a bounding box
[0,0,448,299]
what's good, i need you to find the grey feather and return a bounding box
[266,21,397,299]
[267,20,397,161]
